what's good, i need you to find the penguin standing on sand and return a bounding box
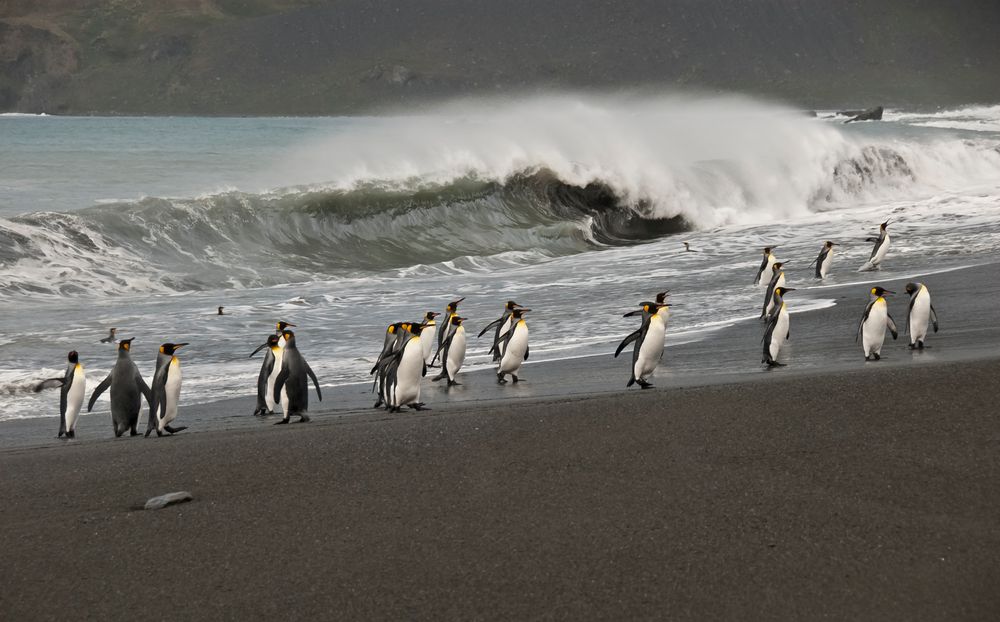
[761,262,787,319]
[272,321,295,414]
[146,342,189,437]
[860,221,890,271]
[762,287,795,367]
[34,351,86,439]
[371,322,410,408]
[905,282,939,350]
[420,311,440,366]
[87,338,152,437]
[433,316,467,386]
[250,334,281,416]
[813,241,836,279]
[753,247,777,286]
[385,322,430,411]
[857,286,899,360]
[432,297,464,366]
[273,330,321,424]
[615,301,667,388]
[496,308,531,384]
[479,300,522,362]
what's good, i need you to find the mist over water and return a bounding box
[2,95,1000,422]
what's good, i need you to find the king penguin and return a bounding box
[35,351,86,439]
[761,262,787,319]
[146,342,189,437]
[432,297,464,366]
[904,282,939,350]
[753,247,777,286]
[250,334,281,416]
[420,311,440,366]
[762,287,795,367]
[272,321,295,414]
[87,338,152,437]
[496,308,531,384]
[479,300,522,362]
[813,241,836,279]
[386,322,430,412]
[272,330,322,424]
[860,220,890,271]
[857,286,899,360]
[615,301,667,388]
[433,315,467,386]
[371,322,410,408]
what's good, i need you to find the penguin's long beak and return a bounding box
[884,290,895,295]
[249,342,269,357]
[782,288,797,293]
[175,343,188,348]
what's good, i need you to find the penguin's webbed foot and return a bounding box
[511,375,520,384]
[637,379,653,389]
[274,419,290,425]
[66,430,75,439]
[447,380,461,387]
[165,425,186,434]
[497,373,507,384]
[409,403,431,411]
[144,428,153,438]
[917,341,925,350]
[766,361,786,368]
[297,415,310,423]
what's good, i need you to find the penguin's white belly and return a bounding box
[65,366,86,432]
[769,308,790,360]
[759,256,776,287]
[499,324,528,374]
[862,302,889,355]
[871,235,890,266]
[421,324,436,364]
[497,317,513,357]
[909,290,931,343]
[446,329,467,381]
[268,349,284,413]
[395,340,424,406]
[160,359,182,429]
[634,317,666,380]
[819,250,833,278]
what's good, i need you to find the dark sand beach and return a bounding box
[3,264,1000,619]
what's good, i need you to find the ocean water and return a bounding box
[2,95,1000,423]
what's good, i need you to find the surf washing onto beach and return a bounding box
[2,95,1000,431]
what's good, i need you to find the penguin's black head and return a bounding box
[281,330,296,345]
[159,342,188,355]
[512,308,531,319]
[118,338,134,351]
[870,286,894,297]
[68,351,79,364]
[655,290,669,304]
[451,315,465,326]
[826,241,836,248]
[409,323,425,336]
[773,262,785,271]
[505,300,522,311]
[276,321,296,333]
[880,220,890,230]
[904,282,919,296]
[763,247,771,254]
[424,311,440,321]
[446,297,465,312]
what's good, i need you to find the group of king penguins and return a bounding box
[37,218,941,439]
[755,218,939,369]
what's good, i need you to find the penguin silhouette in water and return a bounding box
[904,282,939,350]
[857,286,899,360]
[217,306,225,315]
[615,301,668,388]
[250,334,281,416]
[683,242,697,252]
[34,351,86,439]
[433,315,467,386]
[273,330,321,424]
[100,327,117,343]
[87,338,152,437]
[479,300,522,362]
[146,342,189,437]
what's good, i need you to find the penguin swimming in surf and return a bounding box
[273,330,322,424]
[479,300,522,362]
[433,315,467,386]
[683,242,697,252]
[857,286,898,360]
[753,247,777,286]
[762,287,795,367]
[100,327,117,343]
[386,322,430,411]
[761,262,787,319]
[615,301,667,388]
[813,241,836,279]
[860,221,890,271]
[250,334,281,416]
[904,282,939,350]
[34,351,86,439]
[496,308,531,384]
[87,338,152,437]
[420,311,441,366]
[432,298,464,366]
[146,342,189,437]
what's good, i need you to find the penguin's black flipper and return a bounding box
[615,330,641,358]
[622,309,643,318]
[33,378,64,392]
[137,375,154,409]
[930,304,939,332]
[524,345,529,361]
[305,363,322,401]
[887,314,899,340]
[87,374,113,412]
[272,367,289,405]
[478,317,503,338]
[856,299,876,343]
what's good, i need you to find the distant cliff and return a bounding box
[2,0,999,115]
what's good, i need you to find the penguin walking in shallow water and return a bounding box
[761,262,787,319]
[87,338,152,437]
[250,334,281,416]
[496,308,530,384]
[812,241,836,279]
[857,286,899,360]
[146,342,188,437]
[34,351,86,439]
[386,322,430,411]
[433,316,467,386]
[860,220,890,271]
[762,287,795,367]
[273,330,321,424]
[753,247,777,286]
[432,297,464,366]
[905,282,939,350]
[615,301,667,388]
[479,300,522,362]
[420,311,440,366]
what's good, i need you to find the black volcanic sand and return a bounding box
[2,265,1000,619]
